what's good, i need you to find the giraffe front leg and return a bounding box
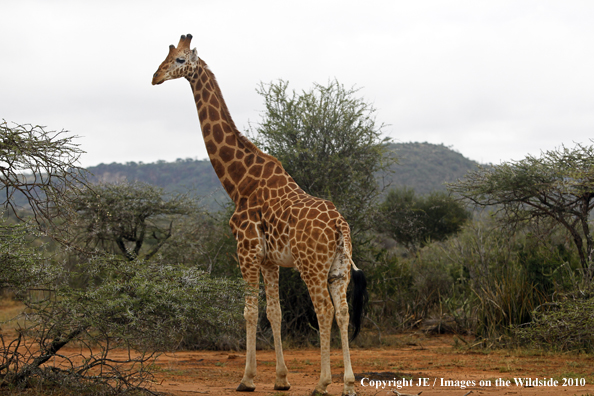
[237,291,258,392]
[236,252,260,392]
[261,264,290,390]
[234,221,266,392]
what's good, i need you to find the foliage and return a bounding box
[0,222,48,291]
[0,120,87,227]
[440,218,531,337]
[0,223,246,392]
[155,203,241,278]
[269,268,318,344]
[0,119,249,393]
[66,181,198,261]
[450,143,594,279]
[375,187,471,252]
[0,182,245,392]
[55,257,246,351]
[361,249,415,331]
[360,213,583,341]
[251,79,393,236]
[428,215,584,339]
[515,296,594,352]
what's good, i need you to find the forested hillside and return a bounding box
[88,158,229,209]
[86,142,480,204]
[384,142,480,195]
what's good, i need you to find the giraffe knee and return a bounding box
[244,301,258,325]
[328,272,349,295]
[335,306,349,326]
[266,302,281,323]
[317,300,334,322]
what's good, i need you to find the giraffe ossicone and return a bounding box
[152,33,367,396]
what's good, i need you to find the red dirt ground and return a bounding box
[148,334,594,396]
[3,298,593,396]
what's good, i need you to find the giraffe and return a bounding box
[152,34,367,396]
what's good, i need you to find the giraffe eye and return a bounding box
[176,58,186,64]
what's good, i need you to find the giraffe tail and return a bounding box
[338,221,368,341]
[350,259,368,341]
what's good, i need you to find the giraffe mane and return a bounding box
[199,59,281,165]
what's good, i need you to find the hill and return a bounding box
[86,142,480,208]
[383,142,480,195]
[87,158,229,210]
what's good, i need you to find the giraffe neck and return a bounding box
[187,59,276,203]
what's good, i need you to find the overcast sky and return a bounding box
[2,1,594,167]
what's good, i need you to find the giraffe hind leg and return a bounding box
[328,254,356,396]
[301,272,334,395]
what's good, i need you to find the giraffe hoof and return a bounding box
[236,383,255,392]
[274,384,291,391]
[311,391,328,396]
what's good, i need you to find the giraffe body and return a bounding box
[152,34,366,396]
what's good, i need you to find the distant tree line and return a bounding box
[87,144,479,209]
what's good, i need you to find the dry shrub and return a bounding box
[515,295,594,352]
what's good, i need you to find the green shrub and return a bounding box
[1,219,246,392]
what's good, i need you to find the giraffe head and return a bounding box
[152,34,198,85]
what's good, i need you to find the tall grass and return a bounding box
[364,214,581,344]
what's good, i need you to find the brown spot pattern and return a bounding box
[162,53,360,395]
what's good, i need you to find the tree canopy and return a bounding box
[449,143,594,279]
[375,187,471,252]
[0,120,86,227]
[67,181,198,261]
[251,79,393,235]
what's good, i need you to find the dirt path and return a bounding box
[150,334,594,396]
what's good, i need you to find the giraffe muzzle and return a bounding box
[152,73,164,85]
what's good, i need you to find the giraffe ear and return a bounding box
[190,48,198,62]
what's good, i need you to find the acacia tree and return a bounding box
[449,143,594,280]
[68,181,198,261]
[375,187,471,252]
[251,79,393,236]
[0,120,86,227]
[157,206,240,277]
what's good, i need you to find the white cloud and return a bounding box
[2,0,594,166]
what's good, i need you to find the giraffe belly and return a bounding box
[266,245,295,268]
